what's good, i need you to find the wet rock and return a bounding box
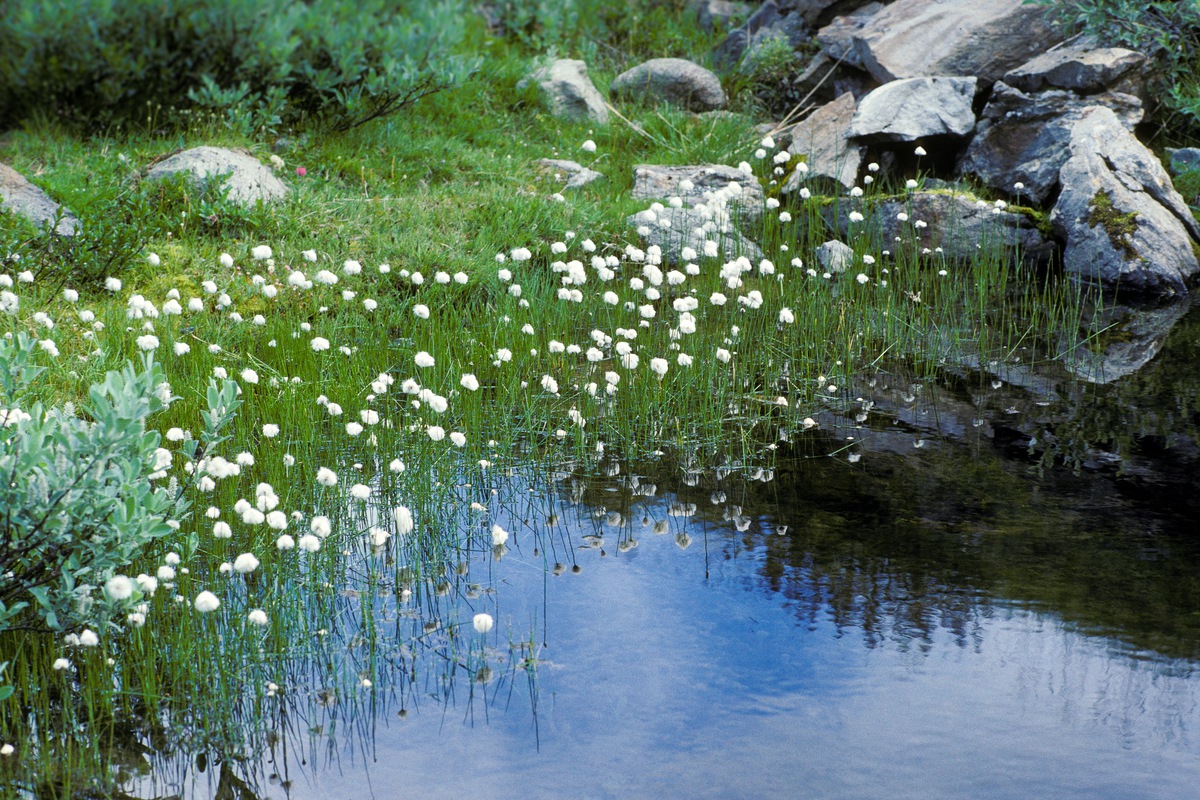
[631,163,763,227]
[535,159,604,190]
[847,0,1061,85]
[959,82,1144,204]
[816,239,855,272]
[846,77,977,142]
[824,188,1056,263]
[1063,299,1192,384]
[1051,107,1200,296]
[145,147,289,207]
[1003,38,1150,100]
[627,206,763,264]
[782,92,865,191]
[0,163,79,235]
[518,59,610,125]
[612,58,727,112]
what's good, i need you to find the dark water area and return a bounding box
[125,303,1200,800]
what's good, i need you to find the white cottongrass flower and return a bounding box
[240,368,259,385]
[350,483,371,500]
[194,591,220,613]
[473,613,494,634]
[105,575,135,601]
[251,245,272,260]
[316,467,338,486]
[311,337,330,352]
[779,307,795,324]
[414,351,435,368]
[716,348,732,363]
[450,431,467,447]
[247,609,269,626]
[136,335,159,351]
[262,424,279,438]
[389,458,405,473]
[427,425,446,441]
[413,304,430,319]
[213,521,233,539]
[649,357,669,378]
[491,525,509,546]
[105,277,123,292]
[297,534,320,552]
[311,516,332,537]
[53,658,71,671]
[581,139,597,152]
[233,553,260,574]
[460,373,480,391]
[276,535,295,550]
[393,506,415,535]
[345,422,364,436]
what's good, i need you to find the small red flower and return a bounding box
[295,167,307,176]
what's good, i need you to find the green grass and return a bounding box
[0,8,1099,797]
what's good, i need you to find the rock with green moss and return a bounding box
[822,187,1055,263]
[1051,107,1200,296]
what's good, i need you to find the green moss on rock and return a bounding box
[1088,189,1140,260]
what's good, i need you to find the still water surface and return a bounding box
[137,430,1200,800]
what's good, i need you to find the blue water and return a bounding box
[149,467,1200,800]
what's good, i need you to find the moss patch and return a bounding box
[1088,189,1139,260]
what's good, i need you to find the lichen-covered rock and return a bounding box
[847,0,1061,84]
[631,163,763,227]
[0,163,79,235]
[1051,107,1200,296]
[611,58,727,112]
[518,59,610,124]
[959,82,1144,203]
[535,159,604,190]
[782,92,864,191]
[145,147,289,207]
[846,77,977,142]
[627,206,762,264]
[824,188,1055,263]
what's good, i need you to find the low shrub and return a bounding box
[0,0,480,134]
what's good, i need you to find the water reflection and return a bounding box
[87,409,1199,798]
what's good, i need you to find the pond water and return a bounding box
[112,301,1200,800]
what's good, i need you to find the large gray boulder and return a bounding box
[0,163,78,235]
[611,58,727,112]
[631,163,763,227]
[824,188,1055,263]
[1051,107,1200,296]
[145,147,289,207]
[627,206,762,264]
[847,0,1061,85]
[782,92,864,191]
[846,77,976,142]
[518,59,610,124]
[959,82,1144,203]
[1003,38,1150,100]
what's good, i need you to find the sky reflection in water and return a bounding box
[236,462,1200,800]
